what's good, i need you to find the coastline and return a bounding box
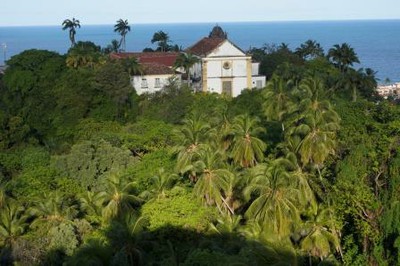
[1,20,400,82]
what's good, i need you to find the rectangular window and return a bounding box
[141,78,148,88]
[155,78,161,88]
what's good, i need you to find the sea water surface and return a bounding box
[0,20,399,83]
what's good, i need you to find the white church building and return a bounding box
[186,26,266,97]
[111,26,265,97]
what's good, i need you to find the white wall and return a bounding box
[206,58,249,78]
[252,62,260,75]
[207,41,245,57]
[251,76,266,89]
[132,74,181,95]
[206,77,248,97]
[232,59,247,77]
[204,56,250,97]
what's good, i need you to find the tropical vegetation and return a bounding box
[0,26,399,266]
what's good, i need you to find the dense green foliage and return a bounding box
[0,37,399,266]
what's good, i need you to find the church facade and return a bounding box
[186,26,266,97]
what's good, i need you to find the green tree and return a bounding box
[295,39,324,60]
[104,39,121,54]
[120,57,143,76]
[151,31,171,52]
[263,75,294,131]
[244,162,300,240]
[328,43,360,73]
[79,191,106,225]
[62,18,81,47]
[66,41,102,69]
[229,114,266,168]
[102,174,142,221]
[106,213,148,265]
[173,53,200,83]
[173,114,213,178]
[142,168,178,200]
[93,60,135,121]
[68,238,112,265]
[288,77,340,172]
[30,192,77,228]
[2,49,66,146]
[192,148,234,214]
[0,198,28,248]
[299,206,341,262]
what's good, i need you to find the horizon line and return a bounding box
[1,18,400,27]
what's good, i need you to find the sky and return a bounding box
[0,0,399,26]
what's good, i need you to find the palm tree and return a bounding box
[296,39,324,60]
[278,42,291,53]
[68,238,112,265]
[173,53,200,83]
[229,114,266,168]
[192,148,234,214]
[105,39,120,54]
[120,57,143,76]
[263,75,295,131]
[299,206,341,262]
[62,18,81,47]
[102,174,142,221]
[173,114,213,178]
[79,191,106,224]
[283,152,317,213]
[114,19,131,52]
[119,213,147,265]
[244,162,301,240]
[339,68,378,102]
[151,31,170,52]
[142,168,178,200]
[328,43,360,73]
[209,214,242,235]
[105,213,148,265]
[66,50,95,68]
[66,41,102,68]
[0,198,28,247]
[288,77,340,172]
[30,192,78,228]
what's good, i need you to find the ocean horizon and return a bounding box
[1,20,399,83]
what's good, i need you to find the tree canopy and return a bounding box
[0,33,399,266]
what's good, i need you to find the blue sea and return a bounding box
[0,20,399,83]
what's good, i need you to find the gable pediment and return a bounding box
[207,40,246,57]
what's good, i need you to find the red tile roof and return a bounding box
[186,37,226,56]
[141,63,176,75]
[110,52,180,68]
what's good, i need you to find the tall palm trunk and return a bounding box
[352,84,357,102]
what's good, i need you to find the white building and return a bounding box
[376,83,400,99]
[111,52,182,95]
[186,28,266,97]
